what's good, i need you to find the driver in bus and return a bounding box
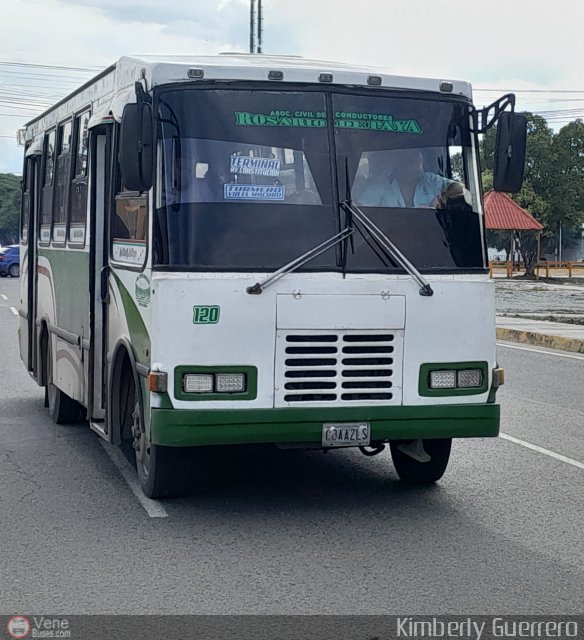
[356,148,469,209]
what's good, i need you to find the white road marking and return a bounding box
[100,440,169,518]
[497,342,584,361]
[500,433,584,472]
[9,306,18,316]
[0,294,7,300]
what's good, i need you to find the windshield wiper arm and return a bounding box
[340,200,434,297]
[246,226,355,295]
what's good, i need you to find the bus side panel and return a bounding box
[36,247,90,405]
[107,267,152,399]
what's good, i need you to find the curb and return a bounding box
[496,328,584,354]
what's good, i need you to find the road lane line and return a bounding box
[497,342,584,361]
[9,306,18,316]
[100,440,169,518]
[0,294,7,300]
[500,433,584,472]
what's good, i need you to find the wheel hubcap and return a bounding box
[132,403,150,478]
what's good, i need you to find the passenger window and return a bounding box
[111,194,148,268]
[43,130,56,187]
[69,110,90,246]
[53,120,72,244]
[21,158,33,245]
[40,130,56,244]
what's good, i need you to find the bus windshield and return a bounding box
[154,88,484,272]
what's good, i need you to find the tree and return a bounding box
[551,120,584,250]
[481,113,584,277]
[0,173,21,245]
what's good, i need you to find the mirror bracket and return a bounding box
[472,93,516,134]
[135,81,152,105]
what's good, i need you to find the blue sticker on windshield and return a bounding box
[230,155,281,177]
[224,184,285,200]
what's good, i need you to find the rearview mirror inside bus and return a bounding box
[493,111,527,194]
[119,102,154,192]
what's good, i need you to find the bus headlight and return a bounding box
[429,370,456,389]
[457,369,483,388]
[421,362,487,396]
[215,373,246,393]
[183,374,214,393]
[182,372,247,394]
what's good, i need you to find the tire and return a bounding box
[390,438,452,484]
[46,337,82,424]
[8,263,19,277]
[0,272,7,277]
[122,372,186,499]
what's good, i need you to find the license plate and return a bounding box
[322,422,370,448]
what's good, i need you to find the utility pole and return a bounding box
[249,0,256,54]
[257,0,263,53]
[249,0,263,54]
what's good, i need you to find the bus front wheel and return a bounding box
[131,396,185,499]
[390,438,452,484]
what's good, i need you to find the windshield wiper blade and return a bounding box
[246,226,355,295]
[340,200,434,297]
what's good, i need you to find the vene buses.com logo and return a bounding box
[7,616,31,639]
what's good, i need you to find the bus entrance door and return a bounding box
[88,129,110,434]
[19,154,40,374]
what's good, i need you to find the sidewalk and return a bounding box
[496,316,584,354]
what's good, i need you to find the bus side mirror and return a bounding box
[493,111,527,193]
[119,102,154,192]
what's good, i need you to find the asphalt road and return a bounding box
[1,275,583,615]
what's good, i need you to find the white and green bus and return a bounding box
[18,54,526,497]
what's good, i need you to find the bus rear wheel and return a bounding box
[390,438,452,484]
[46,338,82,424]
[129,387,185,499]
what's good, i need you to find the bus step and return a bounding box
[89,420,108,440]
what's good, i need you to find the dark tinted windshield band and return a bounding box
[152,86,483,272]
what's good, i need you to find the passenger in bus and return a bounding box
[171,148,228,204]
[356,148,468,209]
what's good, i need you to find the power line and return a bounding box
[0,100,52,109]
[0,61,100,72]
[0,88,63,100]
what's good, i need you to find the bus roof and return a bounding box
[23,54,473,140]
[122,53,472,96]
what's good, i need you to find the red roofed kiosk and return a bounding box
[483,190,543,276]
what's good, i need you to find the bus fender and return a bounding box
[108,338,145,446]
[37,315,51,387]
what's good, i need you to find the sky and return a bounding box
[1,0,583,174]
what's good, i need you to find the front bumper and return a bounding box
[150,403,500,447]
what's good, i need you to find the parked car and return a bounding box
[0,245,20,277]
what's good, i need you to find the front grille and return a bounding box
[275,330,403,406]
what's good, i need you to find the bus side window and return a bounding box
[111,189,148,268]
[69,110,90,247]
[39,129,56,245]
[53,119,72,245]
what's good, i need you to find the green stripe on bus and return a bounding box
[150,403,500,447]
[110,272,151,368]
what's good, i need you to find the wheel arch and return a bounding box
[108,338,144,446]
[37,316,50,387]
